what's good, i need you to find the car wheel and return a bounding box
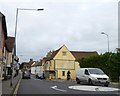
[104,84,109,87]
[88,79,93,85]
[76,78,80,84]
[22,76,24,79]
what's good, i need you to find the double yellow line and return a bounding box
[13,74,22,95]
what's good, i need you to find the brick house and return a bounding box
[0,12,7,79]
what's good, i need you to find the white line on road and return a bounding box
[68,85,120,91]
[51,86,67,92]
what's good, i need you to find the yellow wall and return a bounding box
[45,60,55,71]
[54,45,75,60]
[49,60,54,71]
[45,61,49,71]
[57,70,76,80]
[55,60,75,69]
[75,61,80,69]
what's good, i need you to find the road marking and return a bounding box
[68,85,120,91]
[13,75,22,95]
[51,86,67,92]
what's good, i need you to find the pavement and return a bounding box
[2,73,21,95]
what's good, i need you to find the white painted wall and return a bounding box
[31,66,43,74]
[31,67,35,74]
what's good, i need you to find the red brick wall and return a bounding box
[0,20,2,58]
[0,21,5,59]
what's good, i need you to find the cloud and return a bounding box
[0,0,118,62]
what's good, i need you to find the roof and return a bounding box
[117,48,120,50]
[70,51,98,60]
[46,46,63,60]
[45,45,98,61]
[5,37,15,52]
[117,48,120,53]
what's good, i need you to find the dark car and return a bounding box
[36,73,45,79]
[22,69,31,79]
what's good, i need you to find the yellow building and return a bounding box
[43,45,98,80]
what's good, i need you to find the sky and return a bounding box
[0,0,119,63]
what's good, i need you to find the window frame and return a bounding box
[62,51,67,56]
[62,71,65,76]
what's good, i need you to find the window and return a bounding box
[62,51,67,56]
[85,69,89,75]
[62,71,65,76]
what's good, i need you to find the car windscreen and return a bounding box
[88,68,105,75]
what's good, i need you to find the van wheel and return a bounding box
[76,78,80,84]
[104,84,109,87]
[88,79,93,85]
[36,75,37,78]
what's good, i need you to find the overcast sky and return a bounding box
[0,0,119,63]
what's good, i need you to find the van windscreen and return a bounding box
[88,68,104,75]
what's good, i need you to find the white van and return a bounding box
[76,68,110,87]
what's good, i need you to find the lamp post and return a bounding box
[10,8,44,87]
[14,8,44,55]
[101,32,111,78]
[101,32,110,52]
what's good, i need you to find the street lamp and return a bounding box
[101,32,110,52]
[101,32,111,78]
[10,8,44,87]
[14,8,44,55]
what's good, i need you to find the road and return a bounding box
[17,76,120,95]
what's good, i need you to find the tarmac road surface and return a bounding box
[17,76,120,96]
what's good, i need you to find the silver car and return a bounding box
[22,69,31,79]
[36,73,45,79]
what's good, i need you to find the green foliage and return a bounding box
[77,52,120,82]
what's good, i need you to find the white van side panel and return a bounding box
[76,68,110,86]
[76,68,85,81]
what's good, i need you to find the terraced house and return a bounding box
[0,12,7,80]
[43,45,98,80]
[5,37,15,79]
[0,12,17,80]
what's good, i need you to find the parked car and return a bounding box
[76,68,110,87]
[36,73,45,79]
[22,69,31,79]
